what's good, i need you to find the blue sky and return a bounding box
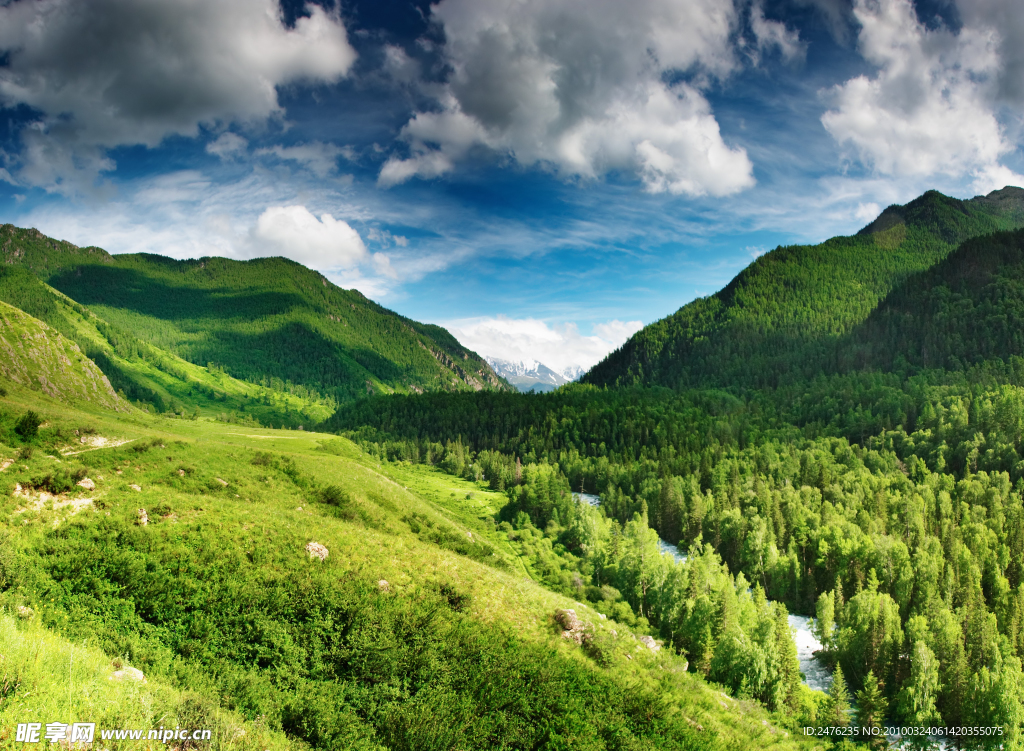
[1,0,1023,372]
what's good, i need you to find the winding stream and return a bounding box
[574,492,827,693]
[575,491,942,748]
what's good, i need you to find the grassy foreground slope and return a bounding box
[1,224,508,404]
[584,187,1024,391]
[0,378,815,750]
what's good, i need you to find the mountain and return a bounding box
[485,356,572,393]
[0,264,336,426]
[836,226,1024,373]
[0,299,128,412]
[561,364,585,381]
[1,223,509,407]
[584,187,1024,391]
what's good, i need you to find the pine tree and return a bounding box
[855,670,888,750]
[823,666,851,728]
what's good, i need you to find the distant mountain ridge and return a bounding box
[584,187,1024,391]
[485,356,584,393]
[0,224,510,409]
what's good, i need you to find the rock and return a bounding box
[137,508,149,526]
[130,484,142,492]
[77,477,95,490]
[554,608,582,632]
[554,608,588,645]
[306,541,329,561]
[598,613,606,620]
[16,605,33,619]
[639,635,661,653]
[111,666,145,682]
[214,477,228,486]
[177,469,185,476]
[378,579,390,591]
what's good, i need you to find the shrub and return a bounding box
[319,484,351,507]
[14,411,42,439]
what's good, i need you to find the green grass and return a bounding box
[0,613,294,750]
[0,381,820,750]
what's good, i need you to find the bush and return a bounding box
[14,411,42,439]
[30,466,87,494]
[319,484,351,506]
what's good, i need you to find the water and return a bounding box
[573,493,687,563]
[787,614,832,693]
[572,495,950,748]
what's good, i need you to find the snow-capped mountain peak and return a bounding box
[485,356,585,393]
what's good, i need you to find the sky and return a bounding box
[1,0,1023,373]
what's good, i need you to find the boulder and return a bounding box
[306,542,329,561]
[77,477,95,490]
[137,508,148,526]
[111,666,145,682]
[554,608,588,645]
[639,635,661,653]
[16,605,33,619]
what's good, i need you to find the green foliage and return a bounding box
[822,666,851,728]
[584,188,1024,392]
[854,671,888,750]
[14,410,42,439]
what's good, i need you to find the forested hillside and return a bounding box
[836,227,1024,373]
[0,265,336,425]
[584,188,1024,391]
[325,195,1024,746]
[1,224,509,405]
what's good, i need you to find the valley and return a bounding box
[4,186,1024,749]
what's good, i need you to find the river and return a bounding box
[574,492,827,692]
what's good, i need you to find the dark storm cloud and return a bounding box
[0,0,356,192]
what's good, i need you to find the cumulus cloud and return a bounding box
[379,0,765,196]
[447,316,644,373]
[821,0,1023,187]
[0,0,356,192]
[250,205,370,271]
[255,142,354,178]
[855,201,880,223]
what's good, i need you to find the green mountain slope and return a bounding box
[1,223,508,404]
[0,299,128,412]
[0,376,812,751]
[836,226,1024,372]
[0,265,335,425]
[584,187,1024,390]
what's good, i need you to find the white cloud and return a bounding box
[854,202,880,223]
[379,0,760,196]
[256,142,355,178]
[821,0,1022,186]
[207,133,249,160]
[447,316,644,373]
[250,205,369,271]
[748,0,806,64]
[0,0,356,192]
